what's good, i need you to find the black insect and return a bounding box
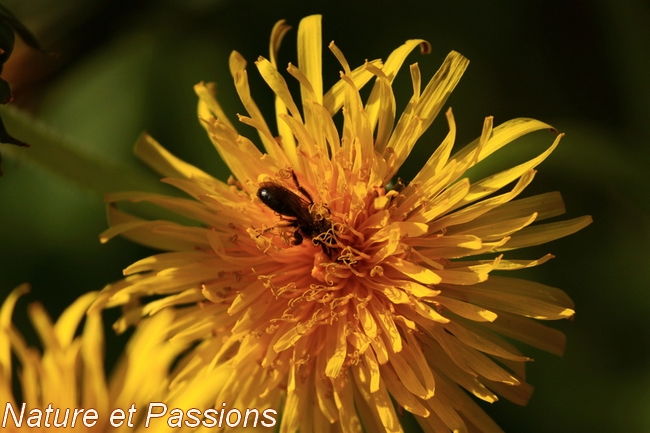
[257,171,332,252]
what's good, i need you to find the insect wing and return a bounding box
[257,182,312,221]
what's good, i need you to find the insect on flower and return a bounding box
[257,169,334,254]
[94,14,594,433]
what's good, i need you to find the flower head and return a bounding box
[0,285,232,432]
[93,15,591,432]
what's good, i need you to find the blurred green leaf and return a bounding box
[0,3,40,51]
[0,21,15,65]
[0,3,42,174]
[0,105,168,195]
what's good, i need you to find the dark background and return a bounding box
[0,1,648,431]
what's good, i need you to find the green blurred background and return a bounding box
[0,0,648,431]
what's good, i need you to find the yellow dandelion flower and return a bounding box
[93,15,592,432]
[0,285,232,432]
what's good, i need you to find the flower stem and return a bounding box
[0,105,167,196]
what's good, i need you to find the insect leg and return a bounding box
[290,170,314,204]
